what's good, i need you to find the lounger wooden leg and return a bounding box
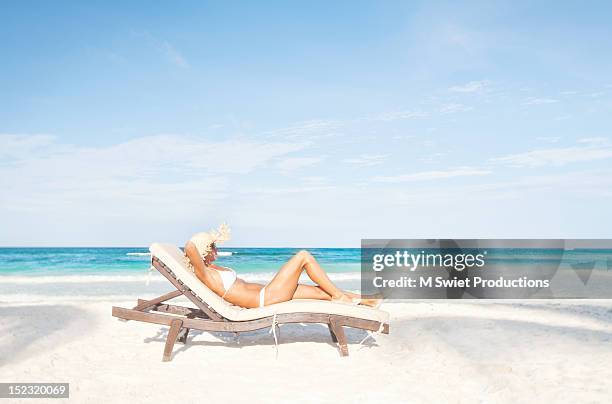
[328,323,338,343]
[162,319,183,362]
[329,317,349,357]
[177,327,190,344]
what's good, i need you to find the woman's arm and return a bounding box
[184,242,221,293]
[210,263,233,272]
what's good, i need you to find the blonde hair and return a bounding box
[184,223,231,272]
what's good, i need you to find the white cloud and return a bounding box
[158,41,189,68]
[101,135,306,174]
[418,152,447,163]
[371,110,428,122]
[578,137,609,145]
[301,176,329,185]
[535,136,561,143]
[245,185,335,196]
[439,103,473,114]
[468,169,612,200]
[275,156,323,171]
[131,31,190,68]
[343,154,388,167]
[0,134,56,159]
[264,120,340,140]
[448,80,491,93]
[523,97,559,105]
[392,135,416,140]
[372,167,491,183]
[491,139,612,167]
[0,134,307,216]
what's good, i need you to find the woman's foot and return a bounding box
[352,293,384,308]
[331,293,353,304]
[358,298,382,308]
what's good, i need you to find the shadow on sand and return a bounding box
[0,304,91,367]
[379,304,612,362]
[143,322,379,359]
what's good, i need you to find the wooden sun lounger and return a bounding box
[112,244,390,361]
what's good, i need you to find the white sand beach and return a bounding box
[1,299,611,403]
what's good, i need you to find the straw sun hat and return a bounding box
[184,223,231,271]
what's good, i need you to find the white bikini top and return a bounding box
[216,266,237,297]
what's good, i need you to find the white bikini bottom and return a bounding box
[259,286,266,308]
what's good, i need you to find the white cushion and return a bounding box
[149,243,389,324]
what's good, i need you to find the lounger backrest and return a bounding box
[149,243,242,320]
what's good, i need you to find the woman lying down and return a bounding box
[183,224,381,309]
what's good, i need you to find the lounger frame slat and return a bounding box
[150,257,224,321]
[112,253,389,361]
[132,290,182,312]
[113,306,388,334]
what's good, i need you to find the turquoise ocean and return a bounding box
[0,247,362,302]
[0,247,610,302]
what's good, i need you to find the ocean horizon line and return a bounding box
[0,245,362,249]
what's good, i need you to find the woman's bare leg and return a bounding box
[264,250,349,305]
[292,284,332,300]
[297,251,382,305]
[264,250,382,306]
[291,285,381,306]
[342,290,383,300]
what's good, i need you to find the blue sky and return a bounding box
[1,1,612,246]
